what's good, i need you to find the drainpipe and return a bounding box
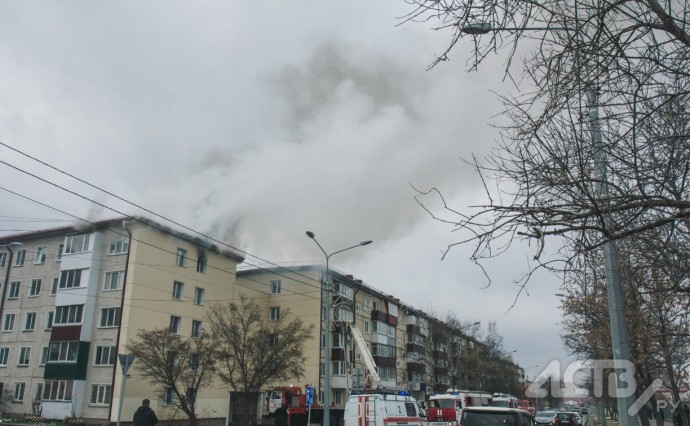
[108,222,133,422]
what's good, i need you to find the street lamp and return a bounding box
[306,231,372,426]
[462,21,636,426]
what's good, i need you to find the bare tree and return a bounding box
[403,0,690,294]
[126,328,216,426]
[206,294,314,426]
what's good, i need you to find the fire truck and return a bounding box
[266,324,380,426]
[427,389,493,426]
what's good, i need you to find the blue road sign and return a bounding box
[306,385,315,406]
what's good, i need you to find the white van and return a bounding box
[344,389,427,426]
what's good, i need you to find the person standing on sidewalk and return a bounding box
[133,398,158,426]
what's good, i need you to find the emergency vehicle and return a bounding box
[427,389,493,426]
[343,388,427,426]
[490,393,519,408]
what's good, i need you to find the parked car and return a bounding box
[553,412,578,426]
[460,406,535,426]
[535,411,556,425]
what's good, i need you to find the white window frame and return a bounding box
[3,313,15,332]
[41,346,49,365]
[29,279,41,297]
[164,387,175,405]
[0,252,6,268]
[24,312,36,331]
[104,270,125,291]
[170,316,181,334]
[176,248,187,267]
[332,360,346,375]
[48,341,78,363]
[194,287,204,305]
[109,235,130,255]
[18,346,31,366]
[271,280,281,294]
[99,307,121,328]
[54,305,83,325]
[196,253,207,273]
[59,269,83,289]
[35,246,47,264]
[51,277,58,295]
[191,320,202,338]
[65,233,90,254]
[14,382,26,401]
[14,249,26,266]
[56,243,64,261]
[269,306,280,321]
[0,346,8,365]
[172,281,184,300]
[8,281,20,299]
[43,379,73,401]
[90,384,112,405]
[94,346,116,366]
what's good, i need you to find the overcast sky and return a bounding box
[0,1,574,377]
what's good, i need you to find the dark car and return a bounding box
[553,412,577,426]
[460,406,534,426]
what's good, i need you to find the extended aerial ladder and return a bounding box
[349,324,380,388]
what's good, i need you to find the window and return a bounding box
[104,271,125,291]
[43,380,73,401]
[100,308,121,328]
[271,280,281,294]
[3,313,15,332]
[35,246,47,264]
[176,248,187,267]
[189,353,200,371]
[332,360,346,375]
[372,301,379,311]
[194,287,204,305]
[170,316,181,334]
[196,252,207,273]
[332,333,344,348]
[54,305,83,325]
[41,347,49,365]
[109,235,129,255]
[8,281,20,299]
[14,382,26,401]
[319,362,324,377]
[94,346,116,366]
[30,279,42,297]
[187,388,197,404]
[90,384,112,405]
[48,341,78,362]
[164,387,174,405]
[269,306,280,321]
[364,321,370,333]
[24,312,36,331]
[18,347,30,366]
[46,311,55,330]
[59,269,83,289]
[167,351,180,369]
[191,320,202,338]
[51,277,58,295]
[0,252,6,268]
[65,233,90,254]
[172,281,184,300]
[333,390,343,405]
[14,249,26,266]
[56,243,64,261]
[0,347,8,365]
[269,334,279,346]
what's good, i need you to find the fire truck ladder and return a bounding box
[349,324,381,385]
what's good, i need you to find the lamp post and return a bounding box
[306,231,372,426]
[463,21,636,426]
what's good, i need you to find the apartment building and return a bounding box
[236,265,483,407]
[0,218,243,423]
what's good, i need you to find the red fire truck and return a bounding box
[427,390,493,426]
